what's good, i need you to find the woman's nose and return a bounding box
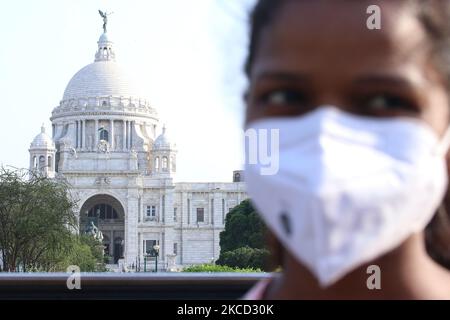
[315,95,352,113]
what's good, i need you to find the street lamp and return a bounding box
[153,244,160,272]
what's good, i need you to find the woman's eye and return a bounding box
[363,94,419,114]
[261,89,307,106]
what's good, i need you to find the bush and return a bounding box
[216,246,270,270]
[41,234,106,272]
[182,264,261,273]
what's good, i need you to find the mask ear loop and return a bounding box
[436,126,450,156]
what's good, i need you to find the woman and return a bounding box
[243,0,450,299]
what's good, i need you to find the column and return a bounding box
[211,198,214,225]
[213,192,223,260]
[110,119,114,150]
[75,121,78,149]
[78,121,82,150]
[187,197,191,225]
[123,120,127,151]
[29,155,34,172]
[161,194,165,223]
[138,195,141,223]
[126,191,139,265]
[95,119,99,147]
[161,232,165,263]
[130,121,133,149]
[127,121,131,150]
[140,195,145,223]
[82,120,86,151]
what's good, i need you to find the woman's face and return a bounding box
[246,0,450,137]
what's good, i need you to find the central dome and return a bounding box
[62,61,141,101]
[62,32,143,101]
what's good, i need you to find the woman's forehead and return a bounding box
[252,0,429,78]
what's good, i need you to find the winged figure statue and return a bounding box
[98,10,113,33]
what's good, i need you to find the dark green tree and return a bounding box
[217,199,269,270]
[219,199,266,252]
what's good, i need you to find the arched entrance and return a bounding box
[80,194,125,264]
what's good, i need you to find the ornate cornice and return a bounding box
[51,110,158,122]
[51,96,159,121]
[60,171,140,177]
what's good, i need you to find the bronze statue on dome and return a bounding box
[98,10,113,34]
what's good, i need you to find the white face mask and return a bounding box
[245,106,450,287]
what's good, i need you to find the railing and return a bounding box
[0,273,269,300]
[144,216,159,222]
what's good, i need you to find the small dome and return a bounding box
[30,126,55,149]
[153,126,175,150]
[98,32,110,43]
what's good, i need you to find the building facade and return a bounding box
[28,29,246,271]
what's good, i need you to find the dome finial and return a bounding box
[95,10,116,62]
[41,123,45,133]
[162,124,166,134]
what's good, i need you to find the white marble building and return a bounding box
[28,29,246,271]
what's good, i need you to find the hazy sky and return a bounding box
[0,0,256,182]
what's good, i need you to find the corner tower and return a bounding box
[29,125,56,178]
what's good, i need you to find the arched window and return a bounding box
[39,156,45,171]
[99,128,109,142]
[162,157,168,171]
[88,204,119,220]
[48,156,52,169]
[155,157,160,171]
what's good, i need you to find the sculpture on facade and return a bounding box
[59,137,72,150]
[69,147,78,158]
[86,221,104,242]
[130,148,138,159]
[98,140,110,154]
[94,176,111,185]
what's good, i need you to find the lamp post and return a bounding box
[153,244,160,272]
